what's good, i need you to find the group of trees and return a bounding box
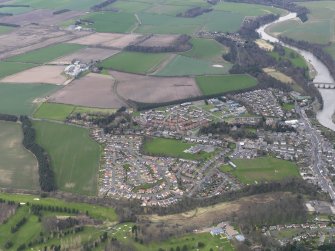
[20,116,56,192]
[31,204,80,217]
[176,7,213,18]
[90,0,117,11]
[52,9,70,15]
[0,114,18,122]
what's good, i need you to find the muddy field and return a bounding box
[68,32,143,49]
[50,47,119,64]
[111,70,201,103]
[138,34,181,47]
[48,73,126,108]
[0,65,68,85]
[0,25,91,60]
[0,9,83,26]
[0,204,16,224]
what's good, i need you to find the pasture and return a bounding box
[102,51,170,74]
[155,55,232,76]
[34,103,75,121]
[196,74,258,96]
[33,121,101,195]
[5,43,84,64]
[0,83,60,115]
[0,62,36,79]
[0,25,13,34]
[9,0,102,10]
[221,157,300,185]
[269,47,308,68]
[143,137,211,160]
[0,121,39,190]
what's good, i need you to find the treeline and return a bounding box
[0,22,20,27]
[11,217,27,233]
[90,0,117,11]
[176,7,212,18]
[0,13,13,17]
[125,35,191,53]
[31,204,80,216]
[0,4,29,7]
[225,0,310,22]
[20,116,56,192]
[207,0,220,4]
[52,9,70,15]
[0,114,18,122]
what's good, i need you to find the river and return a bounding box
[256,13,335,131]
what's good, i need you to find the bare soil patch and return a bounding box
[263,67,294,84]
[67,32,143,49]
[48,73,126,108]
[111,70,201,103]
[50,47,119,65]
[255,39,274,51]
[1,65,68,85]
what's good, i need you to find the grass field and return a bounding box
[5,44,84,64]
[324,43,335,60]
[10,0,104,10]
[0,83,60,115]
[80,12,136,33]
[196,74,258,96]
[269,47,308,69]
[155,55,232,76]
[182,38,227,62]
[221,157,300,184]
[0,62,37,79]
[0,121,39,190]
[0,6,33,14]
[143,137,212,160]
[102,52,170,74]
[33,121,101,195]
[0,25,14,34]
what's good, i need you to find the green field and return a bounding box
[196,74,258,96]
[221,157,300,185]
[33,121,101,195]
[0,25,14,34]
[80,12,136,33]
[143,137,212,160]
[0,62,37,79]
[324,43,335,60]
[0,83,60,115]
[155,55,232,76]
[0,6,33,14]
[10,0,104,10]
[102,51,170,74]
[0,121,39,190]
[182,38,227,62]
[269,47,308,68]
[5,44,84,64]
[268,1,335,44]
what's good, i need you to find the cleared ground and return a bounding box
[50,47,119,64]
[196,74,258,96]
[48,73,126,108]
[68,32,143,49]
[102,51,170,74]
[255,39,274,51]
[0,121,39,190]
[33,121,101,195]
[1,65,68,85]
[221,157,300,185]
[0,83,60,115]
[112,70,201,103]
[263,68,294,84]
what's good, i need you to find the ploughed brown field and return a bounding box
[112,70,201,103]
[48,73,126,108]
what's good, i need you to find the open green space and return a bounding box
[0,6,33,14]
[33,121,101,195]
[196,74,258,96]
[0,25,14,34]
[0,121,39,190]
[182,38,227,62]
[268,1,335,44]
[155,55,232,76]
[143,137,212,161]
[0,62,37,79]
[0,83,60,115]
[324,43,335,60]
[9,0,105,10]
[102,51,170,74]
[109,1,151,13]
[5,43,84,64]
[269,47,308,68]
[221,157,300,185]
[80,12,136,33]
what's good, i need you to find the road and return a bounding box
[296,105,335,203]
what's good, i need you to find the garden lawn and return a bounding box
[196,74,257,95]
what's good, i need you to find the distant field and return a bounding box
[5,43,84,64]
[182,38,227,62]
[9,0,102,10]
[269,47,308,68]
[33,121,101,195]
[110,1,151,13]
[143,137,212,160]
[0,25,13,34]
[324,44,335,60]
[0,121,39,190]
[155,55,232,76]
[0,83,60,115]
[81,12,136,33]
[0,62,37,79]
[0,6,33,14]
[102,52,170,74]
[196,74,258,96]
[221,157,300,184]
